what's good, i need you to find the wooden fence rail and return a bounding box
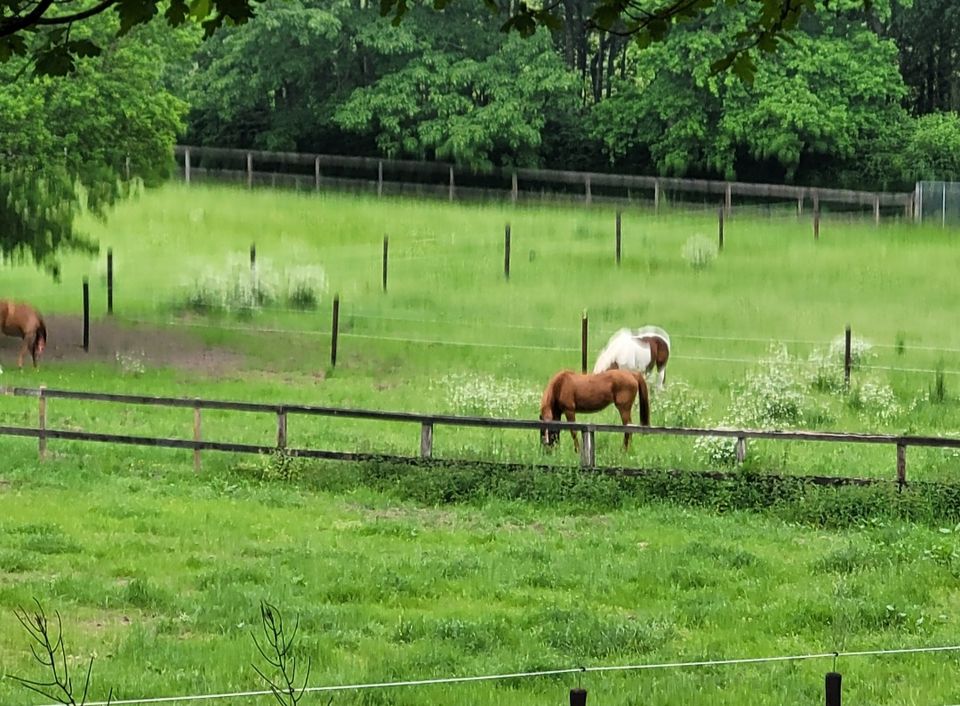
[3,386,959,487]
[173,145,915,214]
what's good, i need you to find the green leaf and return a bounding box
[33,46,75,76]
[66,39,101,58]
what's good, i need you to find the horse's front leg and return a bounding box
[17,339,27,369]
[564,410,579,453]
[618,405,633,451]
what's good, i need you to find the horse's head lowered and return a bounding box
[539,412,560,448]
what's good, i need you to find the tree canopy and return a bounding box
[1,0,958,271]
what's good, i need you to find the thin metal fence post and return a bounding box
[38,385,47,460]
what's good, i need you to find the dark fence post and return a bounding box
[718,202,724,251]
[184,147,191,184]
[331,294,340,368]
[897,443,906,490]
[570,687,587,706]
[82,277,90,352]
[449,166,455,201]
[844,325,852,389]
[246,152,253,189]
[825,672,841,706]
[378,160,383,197]
[382,236,389,293]
[250,243,256,273]
[615,210,622,265]
[504,224,511,279]
[38,385,47,461]
[814,192,821,240]
[581,311,588,373]
[106,248,113,315]
[193,400,202,473]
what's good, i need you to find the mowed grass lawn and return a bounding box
[1,458,960,706]
[1,184,960,705]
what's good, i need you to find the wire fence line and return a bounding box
[113,316,960,377]
[30,644,960,706]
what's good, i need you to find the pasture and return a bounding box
[1,183,960,705]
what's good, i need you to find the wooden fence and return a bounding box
[173,145,916,220]
[3,386,959,487]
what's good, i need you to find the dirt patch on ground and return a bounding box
[0,315,245,376]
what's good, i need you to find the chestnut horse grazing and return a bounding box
[539,369,650,453]
[0,300,47,368]
[593,326,671,390]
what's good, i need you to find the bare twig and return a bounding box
[251,601,313,706]
[7,599,112,706]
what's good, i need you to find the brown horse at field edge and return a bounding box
[0,300,47,368]
[539,368,650,453]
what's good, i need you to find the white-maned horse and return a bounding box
[593,326,671,390]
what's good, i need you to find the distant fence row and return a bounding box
[4,385,960,487]
[173,145,916,220]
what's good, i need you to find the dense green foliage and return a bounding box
[2,0,959,268]
[0,20,188,272]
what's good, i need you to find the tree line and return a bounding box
[1,0,959,270]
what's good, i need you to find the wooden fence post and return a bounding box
[246,152,253,189]
[813,192,821,240]
[874,195,881,226]
[615,210,622,265]
[718,203,724,251]
[585,175,592,205]
[579,428,596,468]
[504,224,511,279]
[82,278,89,352]
[512,171,518,202]
[331,295,340,368]
[124,156,131,181]
[382,236,389,292]
[193,400,202,473]
[797,193,804,216]
[844,325,852,389]
[725,183,732,215]
[106,249,113,315]
[420,423,433,459]
[38,385,47,461]
[897,443,906,490]
[654,180,660,213]
[378,160,383,198]
[314,156,321,190]
[570,687,587,706]
[449,166,455,201]
[277,408,287,450]
[184,147,191,184]
[250,243,256,274]
[581,311,588,373]
[825,672,841,706]
[735,436,747,464]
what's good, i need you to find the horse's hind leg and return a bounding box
[564,410,579,454]
[618,404,633,451]
[658,363,667,390]
[17,338,27,369]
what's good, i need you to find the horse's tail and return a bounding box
[636,373,651,426]
[32,318,46,357]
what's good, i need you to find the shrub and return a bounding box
[681,234,717,270]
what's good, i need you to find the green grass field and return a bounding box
[1,183,960,705]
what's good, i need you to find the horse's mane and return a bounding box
[539,370,569,421]
[593,329,643,374]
